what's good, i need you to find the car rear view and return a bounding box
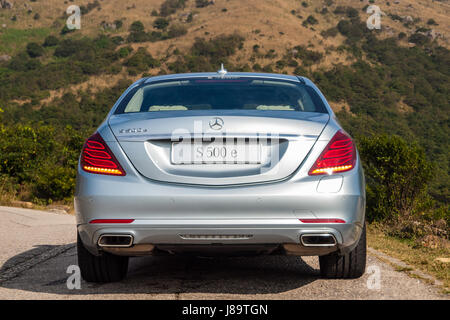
[75,71,366,283]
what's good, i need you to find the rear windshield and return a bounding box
[114,78,328,114]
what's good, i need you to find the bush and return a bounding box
[114,20,123,29]
[124,47,160,75]
[0,124,84,201]
[408,33,430,46]
[160,0,186,17]
[321,27,338,38]
[128,21,149,42]
[337,19,367,42]
[117,46,133,58]
[196,0,213,8]
[358,134,434,222]
[153,17,169,30]
[292,45,323,66]
[129,21,145,33]
[303,15,318,27]
[168,24,188,38]
[191,34,245,65]
[60,24,75,35]
[26,42,44,58]
[43,35,59,47]
[0,173,17,204]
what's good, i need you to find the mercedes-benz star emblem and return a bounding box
[209,117,224,130]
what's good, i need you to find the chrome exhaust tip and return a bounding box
[300,234,337,247]
[98,234,133,248]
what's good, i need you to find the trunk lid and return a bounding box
[108,110,329,185]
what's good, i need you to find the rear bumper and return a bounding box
[78,220,362,256]
[75,158,365,256]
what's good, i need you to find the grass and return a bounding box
[367,224,450,290]
[0,28,51,55]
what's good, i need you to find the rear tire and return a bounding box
[77,233,129,283]
[319,223,366,279]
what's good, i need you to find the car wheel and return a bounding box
[77,232,129,283]
[319,223,366,279]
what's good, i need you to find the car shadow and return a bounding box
[0,244,321,296]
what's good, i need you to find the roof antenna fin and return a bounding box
[217,63,227,77]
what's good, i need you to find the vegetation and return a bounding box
[196,0,213,8]
[168,34,245,72]
[358,134,435,223]
[368,225,449,290]
[153,18,170,30]
[159,0,187,17]
[124,48,160,76]
[26,42,44,58]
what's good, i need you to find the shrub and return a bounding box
[43,35,59,47]
[26,42,44,58]
[191,34,245,65]
[153,17,169,30]
[321,27,338,38]
[168,24,188,38]
[408,33,430,46]
[293,65,307,75]
[252,63,262,71]
[129,21,145,33]
[196,0,213,8]
[160,0,186,17]
[334,6,358,17]
[111,36,125,45]
[337,19,367,43]
[80,0,100,15]
[0,174,17,204]
[117,46,133,58]
[114,19,123,29]
[60,25,75,35]
[124,47,160,75]
[292,45,323,66]
[303,15,318,27]
[358,134,434,222]
[128,21,149,42]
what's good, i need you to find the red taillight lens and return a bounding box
[299,218,346,223]
[81,132,126,176]
[308,130,356,175]
[89,219,134,224]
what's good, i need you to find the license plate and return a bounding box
[171,141,262,164]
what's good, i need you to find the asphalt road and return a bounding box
[0,206,447,300]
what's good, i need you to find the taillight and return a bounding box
[81,132,126,176]
[89,219,134,224]
[308,130,356,175]
[299,218,346,223]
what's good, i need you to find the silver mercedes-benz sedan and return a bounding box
[75,69,366,282]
